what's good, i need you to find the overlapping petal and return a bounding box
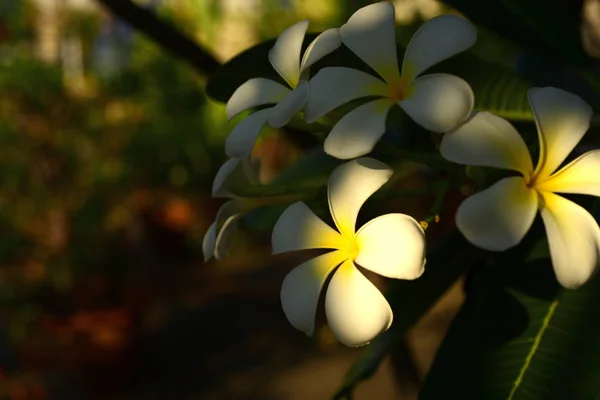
[212,157,256,197]
[325,260,393,347]
[268,81,309,128]
[402,14,477,80]
[300,28,342,75]
[456,177,539,251]
[280,250,348,336]
[226,108,271,158]
[269,20,309,87]
[340,1,400,83]
[355,213,426,279]
[529,87,593,179]
[328,158,393,238]
[214,214,243,260]
[226,78,290,121]
[272,201,344,254]
[323,99,394,160]
[202,222,217,262]
[399,73,473,132]
[440,111,534,177]
[304,67,389,123]
[537,150,600,196]
[540,192,600,289]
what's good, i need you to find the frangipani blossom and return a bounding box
[272,158,426,346]
[304,1,476,159]
[440,87,600,289]
[225,21,341,158]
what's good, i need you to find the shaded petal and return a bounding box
[226,78,290,120]
[402,14,476,80]
[212,157,256,197]
[340,1,400,83]
[272,201,344,254]
[355,213,426,279]
[538,150,600,197]
[324,99,394,160]
[281,250,348,336]
[440,111,534,178]
[540,192,600,289]
[328,158,393,238]
[300,28,342,75]
[529,87,593,179]
[399,73,474,132]
[267,81,309,128]
[456,177,538,251]
[269,20,309,87]
[304,67,389,123]
[214,214,243,260]
[225,108,271,158]
[325,260,393,347]
[202,222,217,262]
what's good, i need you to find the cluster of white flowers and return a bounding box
[204,2,600,347]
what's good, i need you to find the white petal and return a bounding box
[281,250,348,336]
[212,157,256,198]
[272,201,344,254]
[355,213,426,279]
[324,99,394,160]
[538,150,600,197]
[225,108,271,158]
[300,28,342,75]
[402,14,477,79]
[214,214,242,260]
[328,158,393,238]
[304,67,389,123]
[529,87,593,179]
[202,222,217,262]
[399,73,474,132]
[540,192,600,289]
[267,80,309,128]
[269,20,309,87]
[325,260,393,347]
[226,78,290,121]
[440,111,534,178]
[340,1,400,83]
[456,177,539,251]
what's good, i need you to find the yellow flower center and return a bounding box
[387,76,412,102]
[339,235,359,261]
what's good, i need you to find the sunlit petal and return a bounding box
[540,192,600,289]
[300,28,342,75]
[281,250,348,336]
[269,20,309,87]
[440,111,534,178]
[328,158,393,238]
[212,157,256,197]
[537,150,600,196]
[399,73,474,132]
[529,87,593,179]
[225,108,271,158]
[340,1,400,83]
[355,213,426,279]
[325,260,393,347]
[202,222,217,262]
[267,81,309,128]
[226,78,290,121]
[272,201,344,254]
[324,99,394,160]
[402,14,476,80]
[304,67,389,123]
[456,177,538,251]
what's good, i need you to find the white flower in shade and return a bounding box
[304,1,476,160]
[272,158,426,346]
[440,87,600,289]
[203,157,259,261]
[225,21,341,158]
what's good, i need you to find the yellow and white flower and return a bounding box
[440,87,600,289]
[225,21,341,158]
[272,158,426,346]
[304,1,476,159]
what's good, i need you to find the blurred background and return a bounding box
[0,0,470,398]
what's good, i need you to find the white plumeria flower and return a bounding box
[272,158,426,346]
[203,157,260,261]
[304,1,476,159]
[440,87,600,289]
[225,21,341,158]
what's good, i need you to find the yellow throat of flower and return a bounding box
[387,76,413,102]
[339,235,360,261]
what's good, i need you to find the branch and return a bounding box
[94,0,221,76]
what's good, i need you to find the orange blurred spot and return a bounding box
[9,384,27,400]
[160,198,195,231]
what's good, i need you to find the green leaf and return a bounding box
[420,233,600,399]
